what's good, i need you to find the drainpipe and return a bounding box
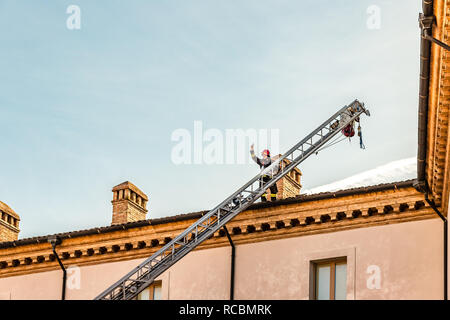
[416,0,434,188]
[222,226,235,300]
[48,236,66,300]
[424,193,448,300]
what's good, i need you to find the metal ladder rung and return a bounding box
[199,222,214,229]
[126,279,149,284]
[219,207,232,213]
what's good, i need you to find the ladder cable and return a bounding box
[315,134,347,154]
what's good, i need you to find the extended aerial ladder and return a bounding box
[95,99,370,300]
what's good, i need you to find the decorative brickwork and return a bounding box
[111,182,148,225]
[0,202,19,242]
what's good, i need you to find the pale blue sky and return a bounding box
[0,1,422,239]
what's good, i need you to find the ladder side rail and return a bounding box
[97,106,364,300]
[98,172,274,300]
[108,212,236,300]
[95,101,368,300]
[101,205,229,287]
[234,106,366,204]
[100,108,365,300]
[96,208,228,299]
[195,100,364,216]
[201,101,359,212]
[277,107,366,178]
[279,101,356,161]
[120,194,270,299]
[285,107,365,169]
[278,100,362,165]
[207,101,363,207]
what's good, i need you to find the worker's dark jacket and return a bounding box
[250,150,278,178]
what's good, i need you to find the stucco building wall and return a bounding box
[0,218,442,300]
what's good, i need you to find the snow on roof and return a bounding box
[302,157,417,195]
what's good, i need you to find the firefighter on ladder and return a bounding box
[250,144,278,202]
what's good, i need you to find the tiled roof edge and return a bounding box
[0,179,415,249]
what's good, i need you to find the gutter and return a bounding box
[416,0,448,301]
[222,226,235,300]
[48,236,66,300]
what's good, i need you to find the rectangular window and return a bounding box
[136,281,162,300]
[312,258,347,300]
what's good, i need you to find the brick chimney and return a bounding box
[111,181,148,225]
[263,156,302,201]
[0,201,20,242]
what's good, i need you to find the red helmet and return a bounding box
[262,149,270,156]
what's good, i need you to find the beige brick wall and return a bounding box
[112,200,147,225]
[0,221,19,242]
[111,182,148,225]
[261,176,301,201]
[279,177,301,199]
